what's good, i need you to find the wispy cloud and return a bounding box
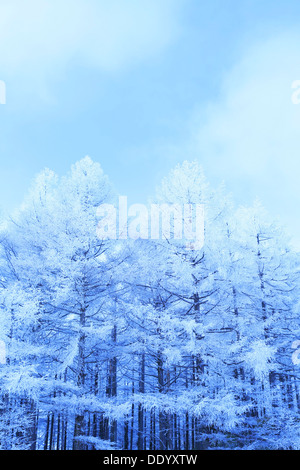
[0,0,182,99]
[189,30,300,247]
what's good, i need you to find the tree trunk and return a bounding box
[137,353,145,450]
[73,306,87,450]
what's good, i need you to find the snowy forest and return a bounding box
[0,156,299,451]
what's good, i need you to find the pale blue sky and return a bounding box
[1,0,300,247]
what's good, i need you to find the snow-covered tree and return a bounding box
[0,157,299,450]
